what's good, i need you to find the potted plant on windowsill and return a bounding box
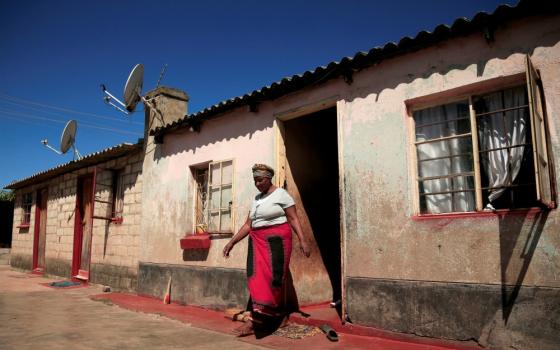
[180,224,211,250]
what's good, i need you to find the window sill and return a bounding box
[180,234,211,250]
[111,217,123,224]
[412,207,546,221]
[17,223,30,229]
[206,232,233,239]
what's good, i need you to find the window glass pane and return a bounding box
[194,168,208,226]
[420,176,474,194]
[209,187,220,210]
[419,176,475,213]
[112,170,125,218]
[210,163,221,186]
[415,101,470,141]
[208,212,219,232]
[414,101,475,214]
[417,137,472,160]
[22,193,32,223]
[221,185,232,209]
[220,210,231,232]
[417,156,474,178]
[222,160,233,185]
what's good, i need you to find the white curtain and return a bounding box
[415,102,475,213]
[477,86,528,204]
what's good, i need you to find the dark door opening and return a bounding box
[32,188,48,273]
[284,107,342,312]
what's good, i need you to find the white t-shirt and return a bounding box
[249,188,295,228]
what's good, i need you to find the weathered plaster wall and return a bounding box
[10,151,143,291]
[139,80,348,305]
[337,14,560,349]
[140,106,274,268]
[340,14,560,287]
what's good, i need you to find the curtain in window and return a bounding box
[415,102,475,213]
[477,86,528,205]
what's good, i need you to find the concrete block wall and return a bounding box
[90,152,143,290]
[10,191,35,270]
[10,150,143,291]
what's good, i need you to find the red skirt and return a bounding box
[247,222,292,316]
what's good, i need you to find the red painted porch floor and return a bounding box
[91,292,481,350]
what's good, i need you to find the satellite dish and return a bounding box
[101,63,161,120]
[60,120,77,154]
[40,119,81,160]
[123,64,144,112]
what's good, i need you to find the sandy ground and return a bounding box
[0,265,268,350]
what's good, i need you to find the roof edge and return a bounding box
[150,0,560,138]
[4,142,143,190]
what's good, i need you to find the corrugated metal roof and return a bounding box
[4,142,143,190]
[151,0,559,138]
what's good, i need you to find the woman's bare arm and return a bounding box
[223,214,252,258]
[285,205,311,257]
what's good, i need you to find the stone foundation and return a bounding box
[138,262,248,309]
[346,277,560,350]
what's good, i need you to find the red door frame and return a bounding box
[32,188,48,273]
[72,174,95,281]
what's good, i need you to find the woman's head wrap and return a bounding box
[252,164,274,179]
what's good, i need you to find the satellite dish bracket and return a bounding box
[142,96,165,124]
[41,119,80,159]
[72,144,82,161]
[41,139,63,155]
[101,85,130,115]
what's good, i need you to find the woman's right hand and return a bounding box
[300,240,311,258]
[223,241,234,258]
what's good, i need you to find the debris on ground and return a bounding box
[273,324,322,339]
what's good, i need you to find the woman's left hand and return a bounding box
[223,241,234,258]
[300,240,311,257]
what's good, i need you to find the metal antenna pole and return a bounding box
[156,64,168,87]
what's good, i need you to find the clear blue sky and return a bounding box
[0,0,517,188]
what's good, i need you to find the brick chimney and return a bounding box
[143,86,189,137]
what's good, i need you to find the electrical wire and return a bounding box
[0,92,144,125]
[0,97,144,127]
[0,114,60,129]
[0,110,142,136]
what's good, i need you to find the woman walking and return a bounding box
[223,163,311,336]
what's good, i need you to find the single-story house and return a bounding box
[6,1,560,349]
[139,1,560,349]
[6,142,143,291]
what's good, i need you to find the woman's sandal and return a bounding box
[278,315,290,329]
[234,321,255,337]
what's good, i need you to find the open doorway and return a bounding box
[32,188,48,273]
[280,106,342,315]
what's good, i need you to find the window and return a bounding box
[412,55,554,214]
[192,160,234,233]
[111,169,125,220]
[21,192,33,224]
[193,166,209,233]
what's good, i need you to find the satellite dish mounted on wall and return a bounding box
[61,119,81,159]
[123,64,144,112]
[41,119,82,160]
[102,63,159,117]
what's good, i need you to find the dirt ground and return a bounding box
[0,265,268,350]
[1,265,479,350]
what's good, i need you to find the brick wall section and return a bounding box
[10,150,143,291]
[10,191,35,265]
